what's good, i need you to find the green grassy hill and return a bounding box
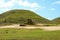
[52,17,60,24]
[0,9,51,25]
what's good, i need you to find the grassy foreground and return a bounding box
[0,28,60,40]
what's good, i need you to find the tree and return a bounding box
[27,19,34,25]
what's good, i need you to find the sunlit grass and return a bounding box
[0,28,60,40]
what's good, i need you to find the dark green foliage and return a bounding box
[27,19,34,25]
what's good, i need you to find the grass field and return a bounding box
[0,28,60,40]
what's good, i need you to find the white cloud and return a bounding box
[0,0,45,13]
[0,0,17,13]
[0,0,45,10]
[18,0,46,11]
[18,0,40,8]
[0,0,16,8]
[49,8,55,11]
[53,1,60,5]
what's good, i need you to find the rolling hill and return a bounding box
[0,9,51,25]
[52,17,60,24]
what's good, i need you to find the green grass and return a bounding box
[0,28,60,40]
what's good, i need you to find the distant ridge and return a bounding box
[52,17,60,24]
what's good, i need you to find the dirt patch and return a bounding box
[0,24,60,31]
[39,26,60,31]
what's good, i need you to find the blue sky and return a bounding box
[0,0,60,20]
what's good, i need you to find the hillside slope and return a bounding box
[52,17,60,24]
[0,9,51,24]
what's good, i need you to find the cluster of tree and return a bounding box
[0,18,35,25]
